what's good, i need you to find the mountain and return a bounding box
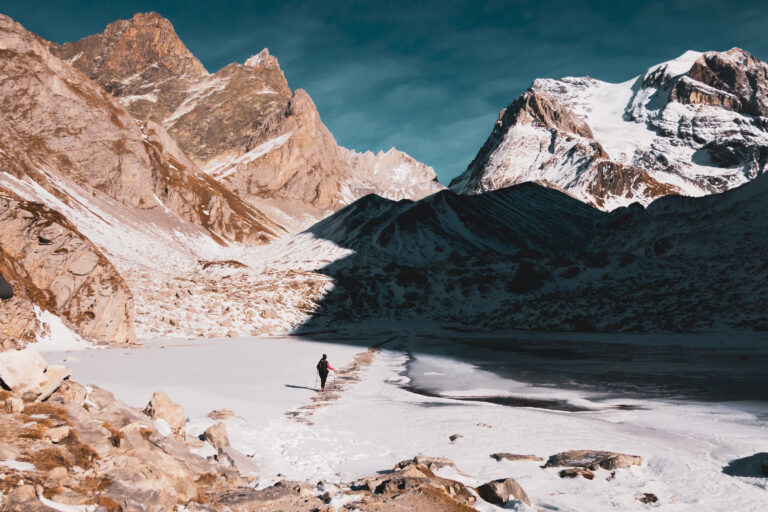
[450,49,768,210]
[296,172,768,333]
[0,14,285,343]
[54,12,444,232]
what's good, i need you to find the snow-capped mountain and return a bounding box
[450,49,768,210]
[54,13,444,232]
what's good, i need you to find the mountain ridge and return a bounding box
[450,48,768,210]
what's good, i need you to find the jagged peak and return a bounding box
[244,48,280,70]
[56,11,208,79]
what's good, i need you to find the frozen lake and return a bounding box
[44,330,768,511]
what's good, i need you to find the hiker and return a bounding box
[316,354,335,391]
[0,271,12,300]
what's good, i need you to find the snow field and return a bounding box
[46,335,768,511]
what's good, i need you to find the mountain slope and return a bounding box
[295,173,767,333]
[55,12,444,232]
[0,14,288,343]
[451,49,768,210]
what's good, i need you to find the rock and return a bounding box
[208,408,236,420]
[119,422,150,451]
[0,347,48,393]
[491,453,543,462]
[204,422,230,450]
[544,450,643,471]
[36,365,72,401]
[47,466,68,481]
[559,467,595,480]
[44,425,71,443]
[49,380,87,404]
[2,484,56,511]
[5,396,24,413]
[637,492,659,503]
[88,386,117,409]
[218,445,259,476]
[226,330,238,338]
[402,456,458,471]
[144,391,185,437]
[476,476,532,507]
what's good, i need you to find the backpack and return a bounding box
[316,359,327,372]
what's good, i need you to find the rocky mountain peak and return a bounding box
[244,48,280,70]
[451,48,768,210]
[677,47,768,116]
[54,12,207,88]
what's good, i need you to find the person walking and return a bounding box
[316,354,335,391]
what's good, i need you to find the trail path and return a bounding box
[285,346,380,425]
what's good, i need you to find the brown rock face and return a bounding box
[0,192,136,345]
[54,12,443,232]
[674,48,768,116]
[0,13,283,247]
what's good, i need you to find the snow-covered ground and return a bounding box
[46,333,768,511]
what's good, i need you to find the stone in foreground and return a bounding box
[476,476,531,506]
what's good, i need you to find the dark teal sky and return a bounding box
[4,1,768,183]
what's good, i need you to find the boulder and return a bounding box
[476,477,531,506]
[208,408,236,420]
[218,445,259,476]
[491,453,542,462]
[46,466,68,482]
[544,450,643,471]
[88,386,117,409]
[36,365,72,401]
[44,425,71,443]
[144,391,185,436]
[5,396,24,413]
[49,380,87,404]
[204,422,230,450]
[559,467,595,480]
[0,348,48,393]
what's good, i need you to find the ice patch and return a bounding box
[0,460,35,471]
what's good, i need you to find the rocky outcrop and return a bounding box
[674,48,768,116]
[451,49,768,210]
[544,450,643,471]
[0,193,136,345]
[54,12,443,233]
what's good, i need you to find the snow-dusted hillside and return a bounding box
[451,49,768,210]
[296,173,768,333]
